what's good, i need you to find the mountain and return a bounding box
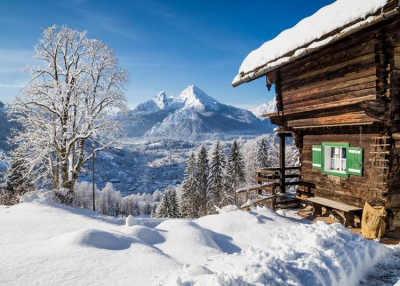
[250,97,277,120]
[0,101,14,152]
[119,85,274,141]
[134,91,172,112]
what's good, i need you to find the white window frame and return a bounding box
[323,146,347,174]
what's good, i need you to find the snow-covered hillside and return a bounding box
[0,101,14,152]
[119,85,274,141]
[0,195,397,286]
[250,97,277,120]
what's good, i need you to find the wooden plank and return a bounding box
[284,87,376,111]
[256,167,300,173]
[307,197,362,212]
[235,182,277,194]
[282,94,377,116]
[287,111,379,128]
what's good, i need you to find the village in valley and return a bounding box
[1,0,400,285]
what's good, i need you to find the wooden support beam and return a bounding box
[275,70,283,112]
[279,133,286,193]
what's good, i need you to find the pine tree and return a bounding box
[181,153,197,218]
[157,189,170,218]
[209,141,225,210]
[195,145,209,217]
[224,140,245,205]
[5,153,35,200]
[256,138,269,168]
[168,189,180,218]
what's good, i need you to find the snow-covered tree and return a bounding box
[209,140,225,209]
[256,138,269,168]
[8,25,128,192]
[5,151,35,198]
[99,183,122,216]
[240,138,257,186]
[73,181,96,210]
[195,145,209,217]
[157,189,170,218]
[181,153,197,218]
[224,140,245,205]
[168,189,180,218]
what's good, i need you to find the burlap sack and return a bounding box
[361,202,386,239]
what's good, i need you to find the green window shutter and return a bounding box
[347,147,363,176]
[312,145,322,170]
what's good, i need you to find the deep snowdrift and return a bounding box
[0,193,395,286]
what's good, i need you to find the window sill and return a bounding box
[322,169,349,178]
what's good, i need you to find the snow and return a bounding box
[121,85,272,141]
[235,182,275,193]
[240,195,275,208]
[134,91,172,112]
[233,0,389,86]
[249,97,277,120]
[172,85,219,111]
[1,194,397,286]
[134,85,220,113]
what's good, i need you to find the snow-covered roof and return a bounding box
[232,0,394,87]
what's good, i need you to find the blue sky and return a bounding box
[0,0,334,109]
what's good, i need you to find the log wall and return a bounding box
[300,131,390,208]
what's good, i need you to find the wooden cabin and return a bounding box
[233,0,400,229]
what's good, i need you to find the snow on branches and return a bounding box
[8,25,129,190]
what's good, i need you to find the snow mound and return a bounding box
[185,265,214,276]
[216,204,240,213]
[125,214,142,226]
[54,228,134,250]
[124,225,165,245]
[156,220,222,264]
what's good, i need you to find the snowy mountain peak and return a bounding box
[250,98,277,120]
[134,91,172,112]
[153,91,170,110]
[123,85,273,140]
[174,85,220,111]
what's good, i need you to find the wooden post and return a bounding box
[279,133,286,193]
[92,145,95,212]
[271,184,277,211]
[275,71,283,112]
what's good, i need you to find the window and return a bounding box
[312,143,363,177]
[325,146,346,173]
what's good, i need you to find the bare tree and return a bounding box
[8,25,129,191]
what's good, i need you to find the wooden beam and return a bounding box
[279,133,286,193]
[287,111,379,128]
[281,94,377,116]
[275,70,283,112]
